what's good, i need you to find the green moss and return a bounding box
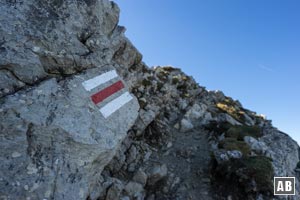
[142,78,152,86]
[154,67,171,81]
[215,156,274,195]
[134,52,142,64]
[236,156,274,193]
[142,65,150,73]
[210,151,215,158]
[204,121,232,134]
[225,125,262,140]
[219,122,233,132]
[218,125,262,156]
[177,84,188,91]
[182,76,190,81]
[192,83,199,89]
[138,98,147,109]
[162,66,177,72]
[183,93,190,98]
[219,138,251,156]
[172,76,180,84]
[157,82,164,91]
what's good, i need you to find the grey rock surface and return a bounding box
[106,181,124,200]
[261,128,300,200]
[0,69,139,199]
[124,181,144,199]
[227,150,243,159]
[147,164,168,186]
[133,169,148,187]
[218,113,242,125]
[244,136,268,155]
[180,118,194,132]
[0,0,140,199]
[0,0,141,96]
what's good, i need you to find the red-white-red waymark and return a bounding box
[82,70,133,118]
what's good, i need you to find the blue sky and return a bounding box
[114,0,300,144]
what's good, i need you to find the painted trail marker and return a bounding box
[82,70,133,118]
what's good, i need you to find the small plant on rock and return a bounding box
[225,125,262,140]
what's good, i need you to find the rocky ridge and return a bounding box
[0,0,299,200]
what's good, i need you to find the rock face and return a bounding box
[0,1,140,199]
[0,0,299,200]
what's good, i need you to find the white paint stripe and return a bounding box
[100,92,133,118]
[82,70,118,91]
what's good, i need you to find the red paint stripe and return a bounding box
[91,80,124,104]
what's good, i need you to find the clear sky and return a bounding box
[114,0,300,144]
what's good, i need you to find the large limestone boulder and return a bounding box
[0,67,139,200]
[261,128,300,200]
[0,0,140,199]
